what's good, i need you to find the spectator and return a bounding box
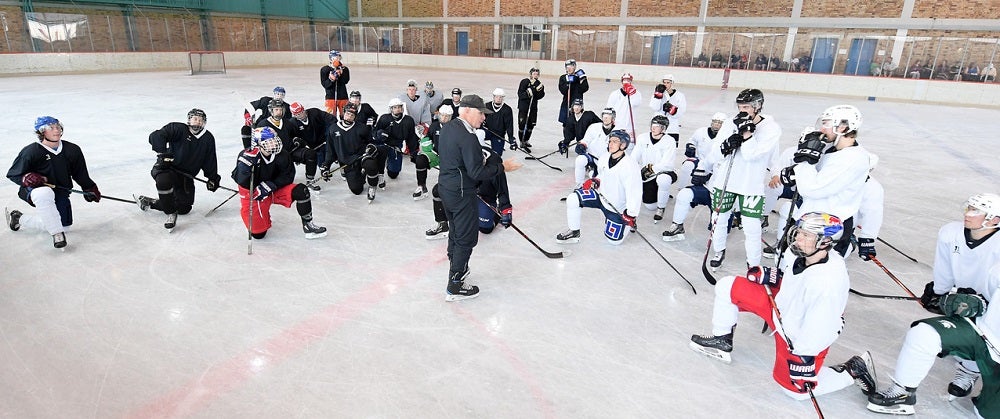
[740,53,749,69]
[983,63,997,82]
[729,51,741,68]
[769,56,780,70]
[711,50,724,68]
[908,60,923,79]
[933,59,949,79]
[869,61,881,76]
[791,57,800,72]
[697,52,708,68]
[963,62,979,81]
[754,53,768,70]
[799,54,812,72]
[881,57,895,77]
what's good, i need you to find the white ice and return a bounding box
[0,65,995,418]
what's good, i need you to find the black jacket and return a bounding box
[374,113,419,153]
[438,119,503,195]
[484,103,515,141]
[320,65,351,100]
[148,122,219,179]
[517,78,545,110]
[293,108,337,148]
[231,148,295,191]
[558,73,589,104]
[7,140,97,191]
[327,120,371,167]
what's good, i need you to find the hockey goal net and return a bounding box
[188,51,226,75]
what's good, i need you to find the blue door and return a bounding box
[810,37,838,74]
[651,35,673,65]
[845,38,878,75]
[456,31,469,56]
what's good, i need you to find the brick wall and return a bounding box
[501,0,553,17]
[402,0,443,18]
[1,6,29,52]
[913,0,1000,18]
[362,0,398,18]
[560,0,620,17]
[709,0,794,17]
[449,1,494,17]
[628,0,699,17]
[800,0,902,18]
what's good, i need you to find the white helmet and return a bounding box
[438,104,454,116]
[388,97,405,109]
[492,88,505,97]
[817,105,862,134]
[711,112,727,122]
[966,193,1000,229]
[662,74,675,82]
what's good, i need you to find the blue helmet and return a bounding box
[787,212,844,257]
[34,116,61,132]
[329,50,341,61]
[608,129,631,150]
[273,86,286,94]
[252,127,282,155]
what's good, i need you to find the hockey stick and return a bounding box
[701,152,737,285]
[961,316,1000,360]
[762,284,825,418]
[45,183,136,204]
[868,256,918,299]
[482,127,562,172]
[877,237,919,263]
[592,188,697,294]
[479,197,570,259]
[849,288,920,301]
[205,190,239,217]
[171,169,238,193]
[308,147,374,187]
[625,92,637,145]
[519,89,534,143]
[526,139,579,161]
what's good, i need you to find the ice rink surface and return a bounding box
[1,64,997,418]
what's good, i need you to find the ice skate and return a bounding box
[948,363,980,400]
[164,212,178,231]
[556,229,580,244]
[519,140,531,153]
[378,174,386,190]
[710,250,726,271]
[831,351,877,396]
[6,208,22,231]
[867,382,916,415]
[52,232,67,249]
[762,241,778,259]
[653,207,665,223]
[367,185,376,204]
[445,268,478,302]
[134,194,155,212]
[302,220,328,239]
[662,223,685,242]
[305,176,321,192]
[413,186,429,201]
[425,221,449,240]
[689,332,733,364]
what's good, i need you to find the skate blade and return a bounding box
[305,231,328,239]
[762,253,778,260]
[445,292,480,302]
[866,403,915,415]
[662,234,685,242]
[711,265,721,272]
[556,237,580,244]
[426,233,449,240]
[688,341,732,364]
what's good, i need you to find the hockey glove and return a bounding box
[509,138,518,151]
[319,164,333,181]
[83,185,101,203]
[566,74,576,83]
[788,355,817,393]
[558,141,569,156]
[292,137,306,150]
[206,174,222,192]
[793,132,825,165]
[22,172,47,188]
[621,210,637,229]
[736,119,756,136]
[641,164,656,182]
[582,177,600,191]
[939,293,987,318]
[623,83,637,96]
[684,143,697,158]
[155,153,174,170]
[662,102,678,115]
[575,142,588,156]
[746,265,782,287]
[243,109,253,126]
[653,83,667,99]
[374,130,389,145]
[720,134,744,157]
[575,69,585,78]
[241,125,253,149]
[500,207,513,228]
[919,281,945,315]
[691,169,711,186]
[857,237,876,260]
[252,181,276,201]
[535,84,544,92]
[779,166,797,187]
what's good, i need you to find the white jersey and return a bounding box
[933,221,1000,296]
[631,133,677,174]
[793,144,871,221]
[856,176,884,239]
[605,90,642,137]
[686,126,719,162]
[774,251,850,356]
[595,152,643,217]
[397,93,432,126]
[707,114,781,196]
[580,123,614,160]
[976,270,1000,364]
[648,88,687,135]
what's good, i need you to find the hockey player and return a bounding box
[413,104,453,200]
[399,79,432,127]
[6,116,101,248]
[247,86,290,127]
[289,102,337,190]
[853,153,884,261]
[347,90,379,131]
[321,50,351,117]
[321,104,372,196]
[369,98,419,202]
[441,88,462,117]
[631,115,677,223]
[558,59,589,131]
[690,212,876,400]
[573,107,617,186]
[483,88,516,156]
[232,127,327,240]
[438,94,520,301]
[559,98,601,156]
[647,74,687,145]
[424,81,444,121]
[255,99,297,149]
[706,88,781,270]
[516,68,545,151]
[676,112,725,191]
[778,105,870,256]
[606,73,642,140]
[902,193,1000,405]
[136,109,221,231]
[556,130,641,245]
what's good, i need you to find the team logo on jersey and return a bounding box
[936,319,957,329]
[605,219,624,241]
[953,245,961,254]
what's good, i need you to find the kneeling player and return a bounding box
[233,127,327,240]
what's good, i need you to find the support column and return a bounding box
[615,0,628,63]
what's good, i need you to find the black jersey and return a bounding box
[484,103,515,140]
[249,96,291,125]
[374,113,419,152]
[517,78,545,110]
[7,140,96,191]
[148,122,219,178]
[571,111,601,141]
[231,148,295,190]
[353,102,379,130]
[255,117,298,151]
[327,120,372,166]
[320,65,351,100]
[293,108,337,148]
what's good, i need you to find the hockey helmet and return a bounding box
[186,109,207,134]
[736,88,765,111]
[662,74,675,83]
[492,88,506,97]
[601,107,616,119]
[621,73,634,82]
[565,59,577,67]
[438,104,454,116]
[268,99,285,110]
[253,127,282,155]
[711,112,727,122]
[608,129,631,151]
[290,102,305,115]
[328,50,341,61]
[965,193,1000,228]
[343,103,358,117]
[786,212,844,257]
[529,67,540,75]
[34,116,62,133]
[349,90,362,99]
[451,88,462,96]
[816,105,862,135]
[388,97,405,112]
[572,98,584,107]
[651,115,669,129]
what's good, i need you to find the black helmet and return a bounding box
[529,67,540,74]
[736,88,764,111]
[349,90,361,98]
[187,108,207,121]
[651,115,669,129]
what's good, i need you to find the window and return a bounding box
[502,24,543,52]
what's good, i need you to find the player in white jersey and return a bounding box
[556,130,642,245]
[777,105,871,256]
[647,74,687,145]
[573,107,617,186]
[706,88,781,269]
[606,73,642,140]
[631,115,677,223]
[853,153,884,260]
[690,212,876,400]
[676,112,725,194]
